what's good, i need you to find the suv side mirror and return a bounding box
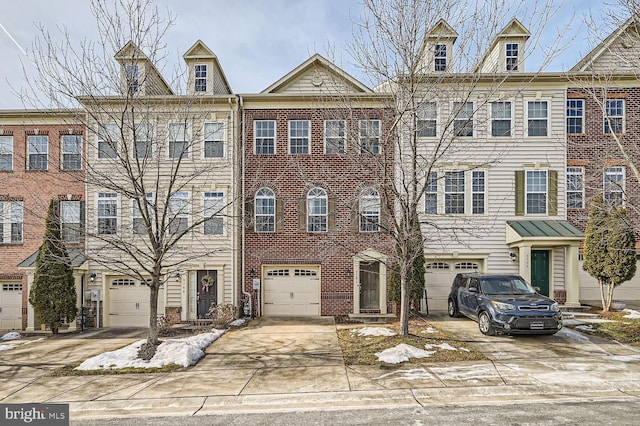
[468,286,479,293]
[534,286,541,293]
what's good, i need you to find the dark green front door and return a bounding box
[531,250,550,296]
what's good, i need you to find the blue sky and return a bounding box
[0,1,610,109]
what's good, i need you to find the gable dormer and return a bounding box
[475,18,530,73]
[183,40,232,95]
[114,41,173,96]
[417,19,458,73]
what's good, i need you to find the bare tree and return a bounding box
[23,0,238,349]
[348,0,568,335]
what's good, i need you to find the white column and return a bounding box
[565,244,581,306]
[518,245,532,283]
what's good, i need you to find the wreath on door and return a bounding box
[201,274,214,293]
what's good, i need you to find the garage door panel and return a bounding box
[109,279,164,327]
[425,262,479,311]
[263,267,320,316]
[1,284,23,330]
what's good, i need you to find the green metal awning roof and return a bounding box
[506,220,583,245]
[17,248,87,269]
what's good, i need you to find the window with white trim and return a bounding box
[424,172,438,214]
[445,171,465,214]
[289,120,310,154]
[61,200,82,242]
[169,191,189,235]
[527,101,548,137]
[0,135,13,171]
[132,192,154,235]
[567,99,584,134]
[359,120,380,154]
[255,120,275,154]
[61,135,82,170]
[491,101,511,137]
[0,201,23,244]
[111,278,135,286]
[472,170,485,214]
[97,192,118,235]
[417,102,437,137]
[98,123,118,159]
[325,120,345,154]
[204,122,224,158]
[567,167,584,209]
[360,189,380,232]
[125,65,139,92]
[453,102,473,137]
[604,99,624,134]
[134,122,153,159]
[204,192,224,235]
[434,44,447,71]
[28,135,48,170]
[506,43,519,71]
[168,123,189,159]
[526,170,547,214]
[307,188,327,232]
[255,188,275,233]
[604,166,624,208]
[195,64,207,92]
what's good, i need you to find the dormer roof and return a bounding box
[426,19,458,41]
[114,41,173,95]
[182,40,232,94]
[474,18,530,73]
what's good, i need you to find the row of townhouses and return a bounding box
[1,17,639,331]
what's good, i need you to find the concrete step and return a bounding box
[348,313,396,324]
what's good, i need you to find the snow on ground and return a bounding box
[374,368,436,381]
[352,327,397,337]
[375,343,435,364]
[425,342,457,351]
[576,324,596,332]
[0,344,16,351]
[229,319,246,327]
[421,327,438,334]
[1,332,21,341]
[623,309,640,319]
[75,329,225,370]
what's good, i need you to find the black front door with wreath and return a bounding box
[197,270,217,319]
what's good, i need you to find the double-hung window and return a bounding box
[98,123,118,159]
[567,167,584,209]
[204,122,225,158]
[28,135,48,170]
[325,120,346,154]
[132,192,154,235]
[417,102,437,137]
[168,123,189,159]
[526,170,547,214]
[424,172,438,214]
[255,120,275,154]
[61,135,82,170]
[125,64,139,92]
[506,43,519,71]
[61,200,82,242]
[134,122,153,159]
[195,64,207,92]
[169,192,189,235]
[434,44,447,71]
[289,120,310,154]
[0,135,13,171]
[0,201,23,243]
[604,99,624,134]
[604,166,624,208]
[204,192,224,235]
[567,99,584,134]
[359,120,380,154]
[97,193,118,235]
[453,102,473,137]
[360,190,380,232]
[445,171,465,214]
[255,188,275,233]
[491,101,511,137]
[527,101,548,136]
[472,170,486,214]
[307,188,327,232]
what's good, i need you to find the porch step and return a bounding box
[347,313,396,324]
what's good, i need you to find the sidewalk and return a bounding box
[1,316,640,420]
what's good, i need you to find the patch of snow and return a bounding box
[1,332,21,341]
[622,309,640,319]
[430,363,498,382]
[75,329,225,370]
[0,344,16,351]
[424,342,458,351]
[576,324,596,332]
[374,368,436,381]
[421,327,438,334]
[229,319,246,327]
[352,327,397,337]
[611,354,640,362]
[375,343,435,364]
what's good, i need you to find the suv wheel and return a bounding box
[478,311,495,336]
[447,299,459,317]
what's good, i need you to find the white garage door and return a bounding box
[425,261,479,311]
[263,266,320,316]
[0,283,23,330]
[109,278,165,327]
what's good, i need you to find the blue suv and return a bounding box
[447,273,562,336]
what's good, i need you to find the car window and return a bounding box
[480,277,536,295]
[510,278,536,294]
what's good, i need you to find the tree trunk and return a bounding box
[399,264,410,336]
[147,276,160,345]
[599,279,606,311]
[605,283,615,312]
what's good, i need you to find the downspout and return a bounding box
[239,95,253,317]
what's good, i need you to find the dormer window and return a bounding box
[506,43,519,71]
[434,44,447,71]
[195,64,207,92]
[125,64,140,92]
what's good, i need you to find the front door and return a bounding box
[359,261,380,310]
[531,250,550,296]
[197,270,217,319]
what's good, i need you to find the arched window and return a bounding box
[255,188,275,232]
[307,188,327,232]
[360,189,380,232]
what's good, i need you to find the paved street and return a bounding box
[1,314,640,423]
